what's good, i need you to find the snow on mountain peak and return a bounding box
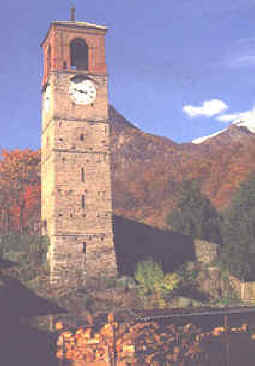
[192,119,255,144]
[192,129,226,144]
[234,119,255,133]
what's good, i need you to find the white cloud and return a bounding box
[192,104,255,144]
[228,55,255,68]
[222,37,255,69]
[216,107,255,123]
[216,113,240,122]
[216,106,255,133]
[183,99,228,118]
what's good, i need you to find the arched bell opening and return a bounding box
[70,38,89,70]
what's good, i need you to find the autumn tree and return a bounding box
[167,180,222,243]
[0,149,40,233]
[0,180,11,233]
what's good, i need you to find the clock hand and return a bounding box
[77,89,88,94]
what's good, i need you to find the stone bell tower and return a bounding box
[41,8,118,286]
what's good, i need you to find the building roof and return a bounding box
[53,20,108,30]
[41,20,108,47]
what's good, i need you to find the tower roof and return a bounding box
[41,20,108,47]
[53,20,107,30]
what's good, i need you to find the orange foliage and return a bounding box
[0,149,40,233]
[1,107,255,233]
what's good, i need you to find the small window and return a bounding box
[82,242,87,254]
[80,134,84,141]
[81,168,85,182]
[81,195,85,209]
[63,61,67,69]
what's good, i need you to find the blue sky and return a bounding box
[1,0,255,150]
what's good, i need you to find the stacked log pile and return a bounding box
[56,313,208,365]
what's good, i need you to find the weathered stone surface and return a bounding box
[41,20,117,287]
[194,240,218,264]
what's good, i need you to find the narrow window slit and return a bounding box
[81,167,85,182]
[81,195,85,209]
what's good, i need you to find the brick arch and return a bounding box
[70,38,89,70]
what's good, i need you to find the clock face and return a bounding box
[69,78,97,105]
[44,85,51,112]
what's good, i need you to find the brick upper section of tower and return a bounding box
[41,21,108,86]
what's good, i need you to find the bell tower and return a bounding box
[41,9,118,286]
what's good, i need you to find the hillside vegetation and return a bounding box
[1,105,255,232]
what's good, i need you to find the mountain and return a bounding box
[192,119,255,144]
[110,106,255,228]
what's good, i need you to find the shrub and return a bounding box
[135,259,164,296]
[0,233,50,282]
[161,272,181,294]
[135,259,181,308]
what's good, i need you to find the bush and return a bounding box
[0,233,50,282]
[177,261,199,286]
[135,259,164,296]
[135,259,181,308]
[161,272,180,294]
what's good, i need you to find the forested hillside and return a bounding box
[110,106,255,228]
[0,105,255,233]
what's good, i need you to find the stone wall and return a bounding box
[41,21,117,287]
[198,267,255,302]
[227,276,255,302]
[194,240,219,264]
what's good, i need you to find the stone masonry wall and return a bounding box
[41,21,117,287]
[194,240,219,264]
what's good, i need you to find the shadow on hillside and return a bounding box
[0,271,66,366]
[113,215,196,276]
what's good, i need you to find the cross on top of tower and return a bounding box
[70,4,76,22]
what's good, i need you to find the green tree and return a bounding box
[161,272,180,294]
[221,173,255,280]
[167,180,222,243]
[135,259,181,307]
[135,259,164,296]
